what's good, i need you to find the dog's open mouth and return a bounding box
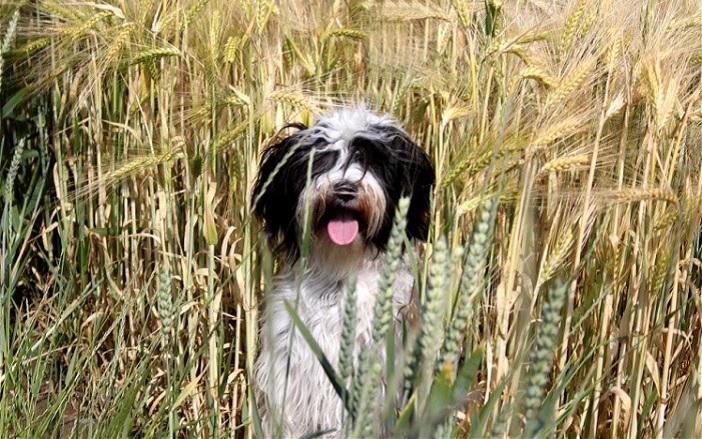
[326,210,360,246]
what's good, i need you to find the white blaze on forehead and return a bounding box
[308,108,398,152]
[319,108,393,141]
[306,109,399,180]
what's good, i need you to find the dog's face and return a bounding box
[252,110,435,262]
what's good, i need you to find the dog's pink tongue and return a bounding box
[327,212,359,246]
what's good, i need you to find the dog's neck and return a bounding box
[283,244,381,303]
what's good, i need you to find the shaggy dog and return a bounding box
[252,108,434,438]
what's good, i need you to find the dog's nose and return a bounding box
[334,182,357,202]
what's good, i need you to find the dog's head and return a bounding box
[252,109,435,264]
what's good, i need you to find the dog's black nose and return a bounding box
[334,182,357,202]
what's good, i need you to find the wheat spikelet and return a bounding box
[391,84,409,116]
[458,184,518,215]
[104,24,136,62]
[577,2,598,38]
[442,140,520,189]
[544,58,595,112]
[212,121,249,156]
[666,16,702,31]
[3,138,25,203]
[523,280,568,437]
[0,9,20,94]
[651,254,670,295]
[486,38,507,59]
[269,90,317,112]
[538,153,590,175]
[533,117,585,151]
[604,93,626,121]
[381,2,450,22]
[10,37,50,57]
[440,144,476,190]
[485,0,502,36]
[339,275,358,388]
[325,28,368,41]
[183,0,211,29]
[436,22,451,54]
[209,10,221,63]
[130,47,180,65]
[256,0,278,31]
[440,198,496,371]
[373,197,410,343]
[223,36,241,63]
[607,188,678,205]
[539,226,574,287]
[606,38,622,67]
[646,63,678,131]
[417,235,450,395]
[157,263,174,340]
[450,0,472,29]
[1,9,19,54]
[559,0,586,55]
[520,66,556,89]
[225,89,250,107]
[516,31,550,45]
[101,141,185,190]
[441,105,471,126]
[68,10,112,41]
[655,207,678,230]
[505,44,536,66]
[352,361,382,437]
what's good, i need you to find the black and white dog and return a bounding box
[252,108,434,437]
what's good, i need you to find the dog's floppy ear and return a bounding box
[252,125,308,256]
[393,132,435,242]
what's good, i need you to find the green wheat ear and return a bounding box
[3,138,25,204]
[523,280,568,437]
[348,196,410,436]
[338,273,357,424]
[157,263,174,341]
[373,196,410,343]
[0,9,20,95]
[415,234,449,412]
[440,197,498,374]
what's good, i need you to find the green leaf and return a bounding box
[393,394,416,433]
[468,373,509,439]
[452,346,484,403]
[1,86,29,119]
[283,300,354,419]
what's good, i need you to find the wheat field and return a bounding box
[1,0,701,437]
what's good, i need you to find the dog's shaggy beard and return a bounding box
[252,109,434,438]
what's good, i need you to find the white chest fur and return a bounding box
[254,255,413,438]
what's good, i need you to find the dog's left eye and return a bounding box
[310,150,340,174]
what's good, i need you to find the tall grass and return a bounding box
[1,0,701,437]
